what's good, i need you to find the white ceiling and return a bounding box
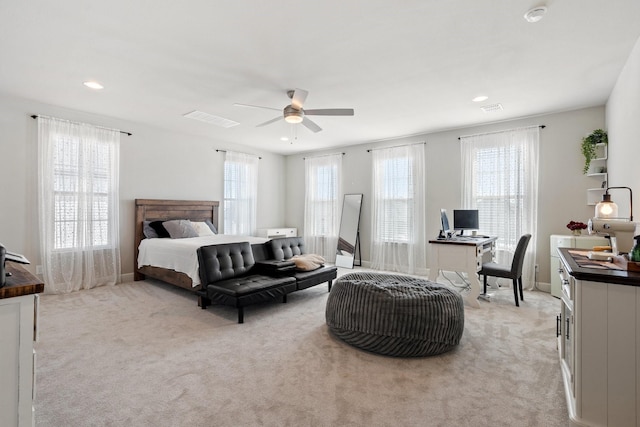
[1,1,639,155]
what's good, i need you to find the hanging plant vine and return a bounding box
[581,129,608,174]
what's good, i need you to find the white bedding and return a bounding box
[137,235,268,286]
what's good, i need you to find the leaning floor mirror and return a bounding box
[335,193,363,269]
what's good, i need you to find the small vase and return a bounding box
[572,229,582,236]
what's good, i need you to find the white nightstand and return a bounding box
[256,228,297,239]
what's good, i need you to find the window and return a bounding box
[52,136,114,249]
[224,151,258,235]
[461,126,539,286]
[371,143,427,275]
[304,154,342,260]
[472,145,525,250]
[376,156,414,243]
[37,115,121,292]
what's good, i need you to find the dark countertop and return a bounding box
[558,247,640,287]
[0,261,45,299]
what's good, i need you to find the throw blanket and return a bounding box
[290,254,325,271]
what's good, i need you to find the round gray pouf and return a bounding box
[326,272,464,357]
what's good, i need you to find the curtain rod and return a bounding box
[458,125,545,140]
[303,152,345,160]
[366,141,426,152]
[215,149,261,160]
[31,115,132,136]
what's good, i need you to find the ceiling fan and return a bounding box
[234,88,354,133]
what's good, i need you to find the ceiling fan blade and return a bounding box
[302,117,322,133]
[290,88,308,110]
[256,116,283,127]
[234,103,281,112]
[304,108,354,116]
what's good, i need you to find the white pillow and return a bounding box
[192,221,215,237]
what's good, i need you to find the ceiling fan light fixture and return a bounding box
[284,115,303,124]
[284,106,304,124]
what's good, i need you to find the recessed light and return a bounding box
[524,6,547,23]
[281,137,289,141]
[472,95,488,103]
[83,81,104,90]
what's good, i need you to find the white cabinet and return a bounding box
[557,249,640,427]
[1,262,44,427]
[256,228,297,239]
[550,234,608,298]
[0,294,38,427]
[585,143,608,206]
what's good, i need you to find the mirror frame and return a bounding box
[335,193,363,269]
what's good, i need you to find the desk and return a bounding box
[428,236,497,308]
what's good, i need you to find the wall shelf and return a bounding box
[585,143,607,205]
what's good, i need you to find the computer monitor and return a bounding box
[440,209,451,235]
[453,209,479,235]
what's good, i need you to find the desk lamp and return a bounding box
[589,186,636,254]
[594,186,633,221]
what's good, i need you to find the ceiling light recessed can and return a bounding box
[83,81,104,90]
[524,6,547,23]
[472,95,488,103]
[281,137,289,141]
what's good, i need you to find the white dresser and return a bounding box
[0,262,44,427]
[550,234,608,297]
[256,228,297,239]
[557,248,640,427]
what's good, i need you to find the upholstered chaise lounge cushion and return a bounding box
[205,275,296,307]
[268,237,307,260]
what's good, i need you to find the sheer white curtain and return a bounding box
[460,125,539,289]
[37,116,121,293]
[304,154,342,262]
[371,144,427,275]
[223,151,258,235]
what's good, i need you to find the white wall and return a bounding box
[286,106,606,284]
[606,35,640,219]
[0,93,287,280]
[0,89,614,286]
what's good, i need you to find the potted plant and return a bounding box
[581,129,608,174]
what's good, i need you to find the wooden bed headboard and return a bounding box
[133,199,220,285]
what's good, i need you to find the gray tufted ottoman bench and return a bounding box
[326,272,464,357]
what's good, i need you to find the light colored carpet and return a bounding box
[34,271,569,427]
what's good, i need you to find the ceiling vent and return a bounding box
[183,110,239,128]
[480,103,504,113]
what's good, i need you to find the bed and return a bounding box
[134,199,267,290]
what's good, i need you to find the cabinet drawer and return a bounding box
[558,258,574,303]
